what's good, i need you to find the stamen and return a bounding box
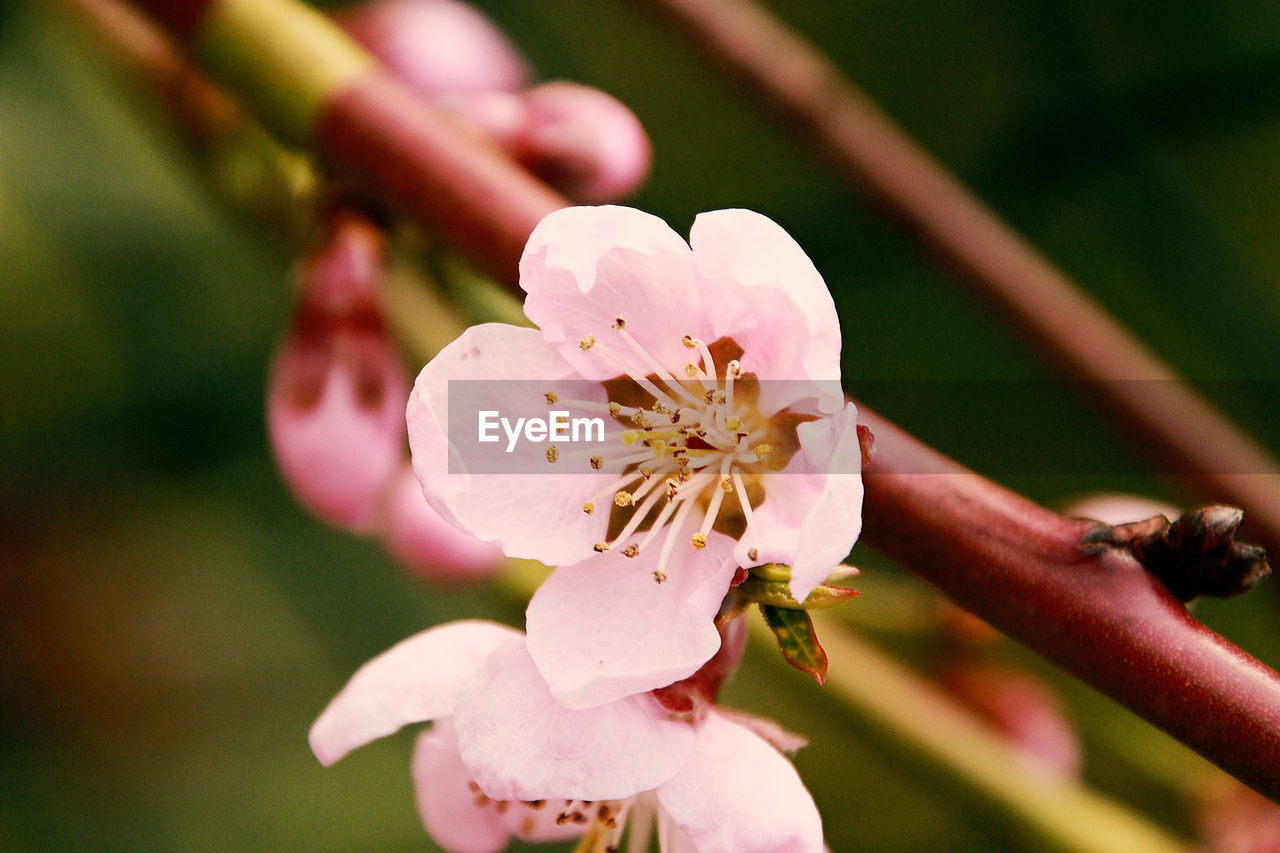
[583,502,594,515]
[546,446,559,463]
[614,491,634,507]
[544,391,559,405]
[612,326,702,407]
[593,542,610,553]
[612,316,627,330]
[731,469,762,559]
[580,334,596,350]
[753,443,772,460]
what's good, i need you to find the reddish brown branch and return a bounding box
[859,406,1280,800]
[635,0,1280,559]
[76,0,1280,800]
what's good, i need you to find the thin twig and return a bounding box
[634,0,1280,558]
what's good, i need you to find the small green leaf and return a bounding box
[738,575,859,609]
[760,604,828,684]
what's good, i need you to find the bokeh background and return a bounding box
[4,0,1280,849]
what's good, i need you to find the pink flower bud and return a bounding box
[379,466,504,583]
[267,216,409,532]
[939,664,1083,780]
[335,0,529,100]
[459,82,652,202]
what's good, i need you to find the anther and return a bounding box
[612,315,627,330]
[546,446,559,463]
[614,491,634,507]
[653,571,668,583]
[665,479,681,499]
[593,542,610,553]
[622,430,638,446]
[725,415,742,431]
[639,466,653,479]
[622,544,640,558]
[685,363,699,378]
[691,532,707,549]
[544,391,559,405]
[579,334,596,350]
[682,334,697,348]
[583,502,594,515]
[754,443,773,459]
[608,402,622,416]
[590,456,604,470]
[526,800,546,810]
[727,359,743,378]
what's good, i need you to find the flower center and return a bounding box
[547,318,809,582]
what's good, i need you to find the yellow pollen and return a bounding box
[653,571,667,584]
[579,334,596,350]
[544,391,559,404]
[622,544,640,558]
[630,411,649,427]
[593,542,610,553]
[583,502,594,514]
[639,466,653,479]
[622,430,638,446]
[721,476,734,492]
[665,479,680,498]
[712,390,727,404]
[691,532,707,549]
[614,491,634,507]
[589,456,603,470]
[685,363,699,378]
[725,415,742,430]
[682,334,697,348]
[612,315,627,329]
[608,402,622,416]
[652,439,668,459]
[546,446,559,463]
[754,443,773,459]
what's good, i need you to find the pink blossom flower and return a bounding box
[407,205,863,704]
[309,620,824,853]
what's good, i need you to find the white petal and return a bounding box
[453,644,696,802]
[407,322,610,566]
[526,534,739,709]
[309,620,523,766]
[520,205,714,380]
[691,209,843,414]
[656,713,824,853]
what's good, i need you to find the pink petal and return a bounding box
[412,720,590,851]
[526,534,739,709]
[520,206,713,380]
[379,465,504,584]
[309,620,522,766]
[407,322,609,566]
[690,209,844,414]
[656,713,824,853]
[411,722,515,853]
[452,644,696,802]
[737,402,864,601]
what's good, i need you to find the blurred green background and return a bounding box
[4,0,1280,850]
